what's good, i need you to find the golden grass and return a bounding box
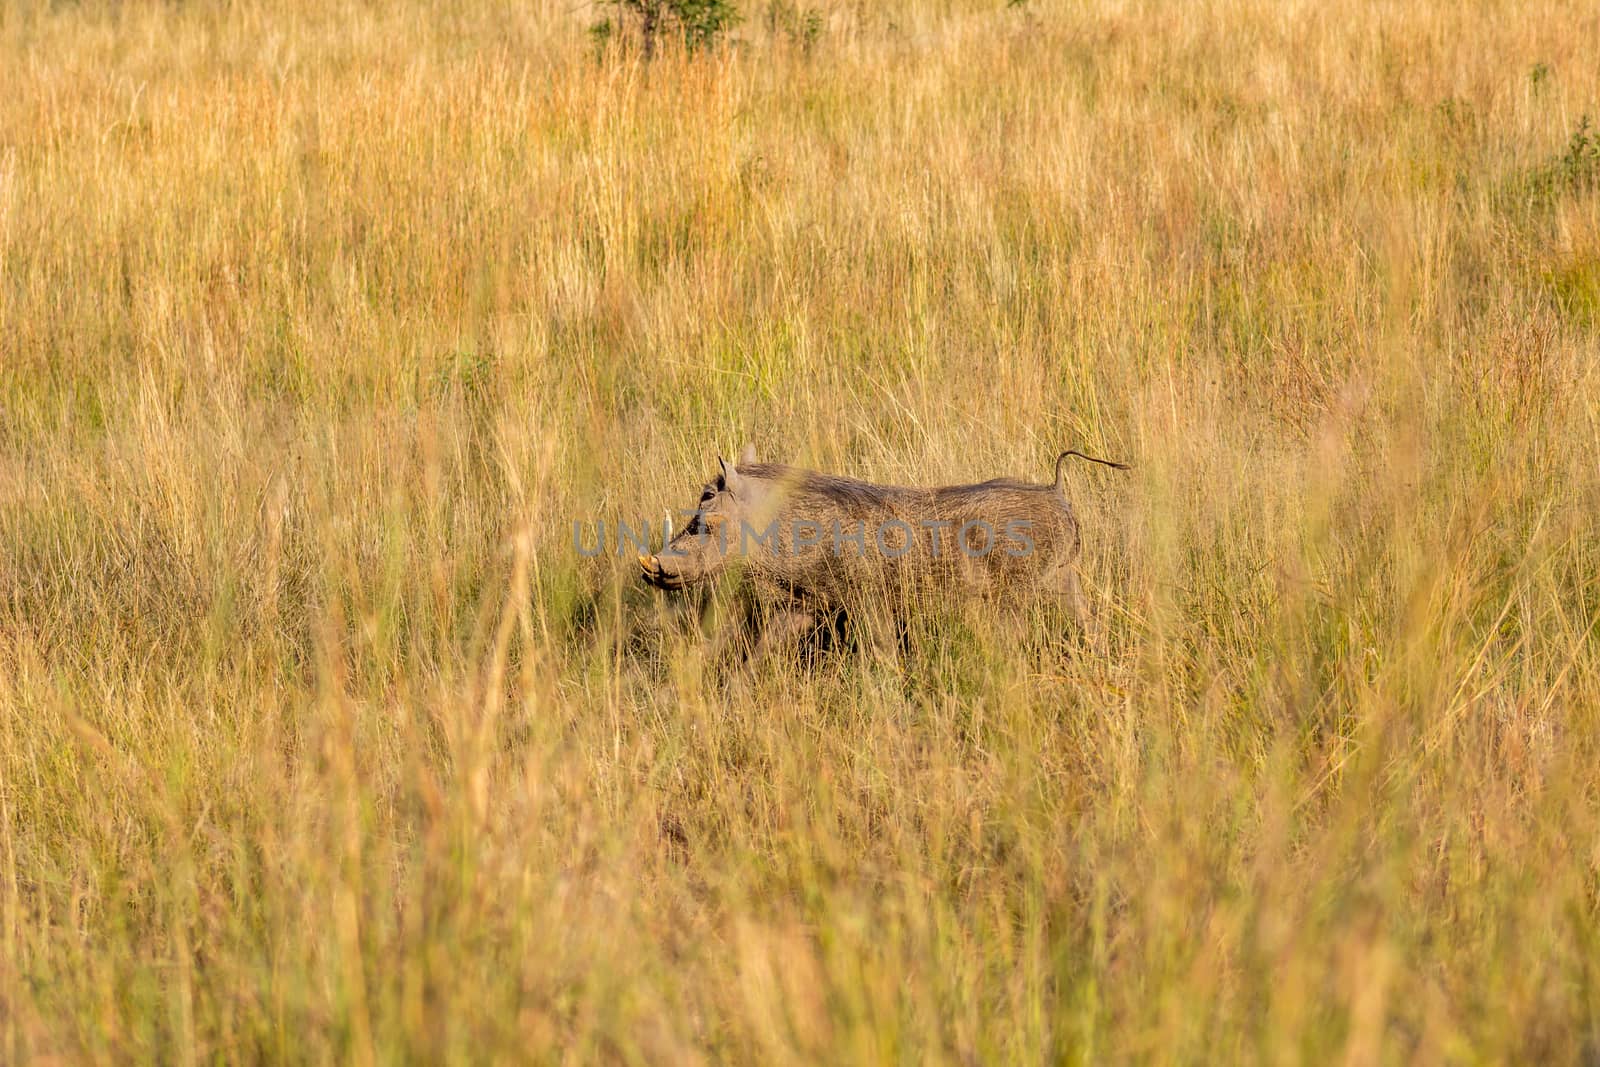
[2,0,1599,1060]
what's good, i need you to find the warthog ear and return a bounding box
[718,455,744,495]
[738,443,757,466]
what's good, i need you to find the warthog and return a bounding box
[639,445,1130,660]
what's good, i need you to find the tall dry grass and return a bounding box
[2,0,1598,1060]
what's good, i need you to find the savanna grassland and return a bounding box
[3,0,1600,1061]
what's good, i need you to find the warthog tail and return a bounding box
[1054,449,1132,496]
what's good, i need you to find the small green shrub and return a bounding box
[1511,114,1600,209]
[594,0,741,59]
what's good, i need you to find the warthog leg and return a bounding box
[746,607,822,667]
[1063,569,1108,654]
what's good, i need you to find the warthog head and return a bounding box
[639,445,766,591]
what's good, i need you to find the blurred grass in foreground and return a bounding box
[2,0,1599,1061]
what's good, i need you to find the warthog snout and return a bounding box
[638,552,689,591]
